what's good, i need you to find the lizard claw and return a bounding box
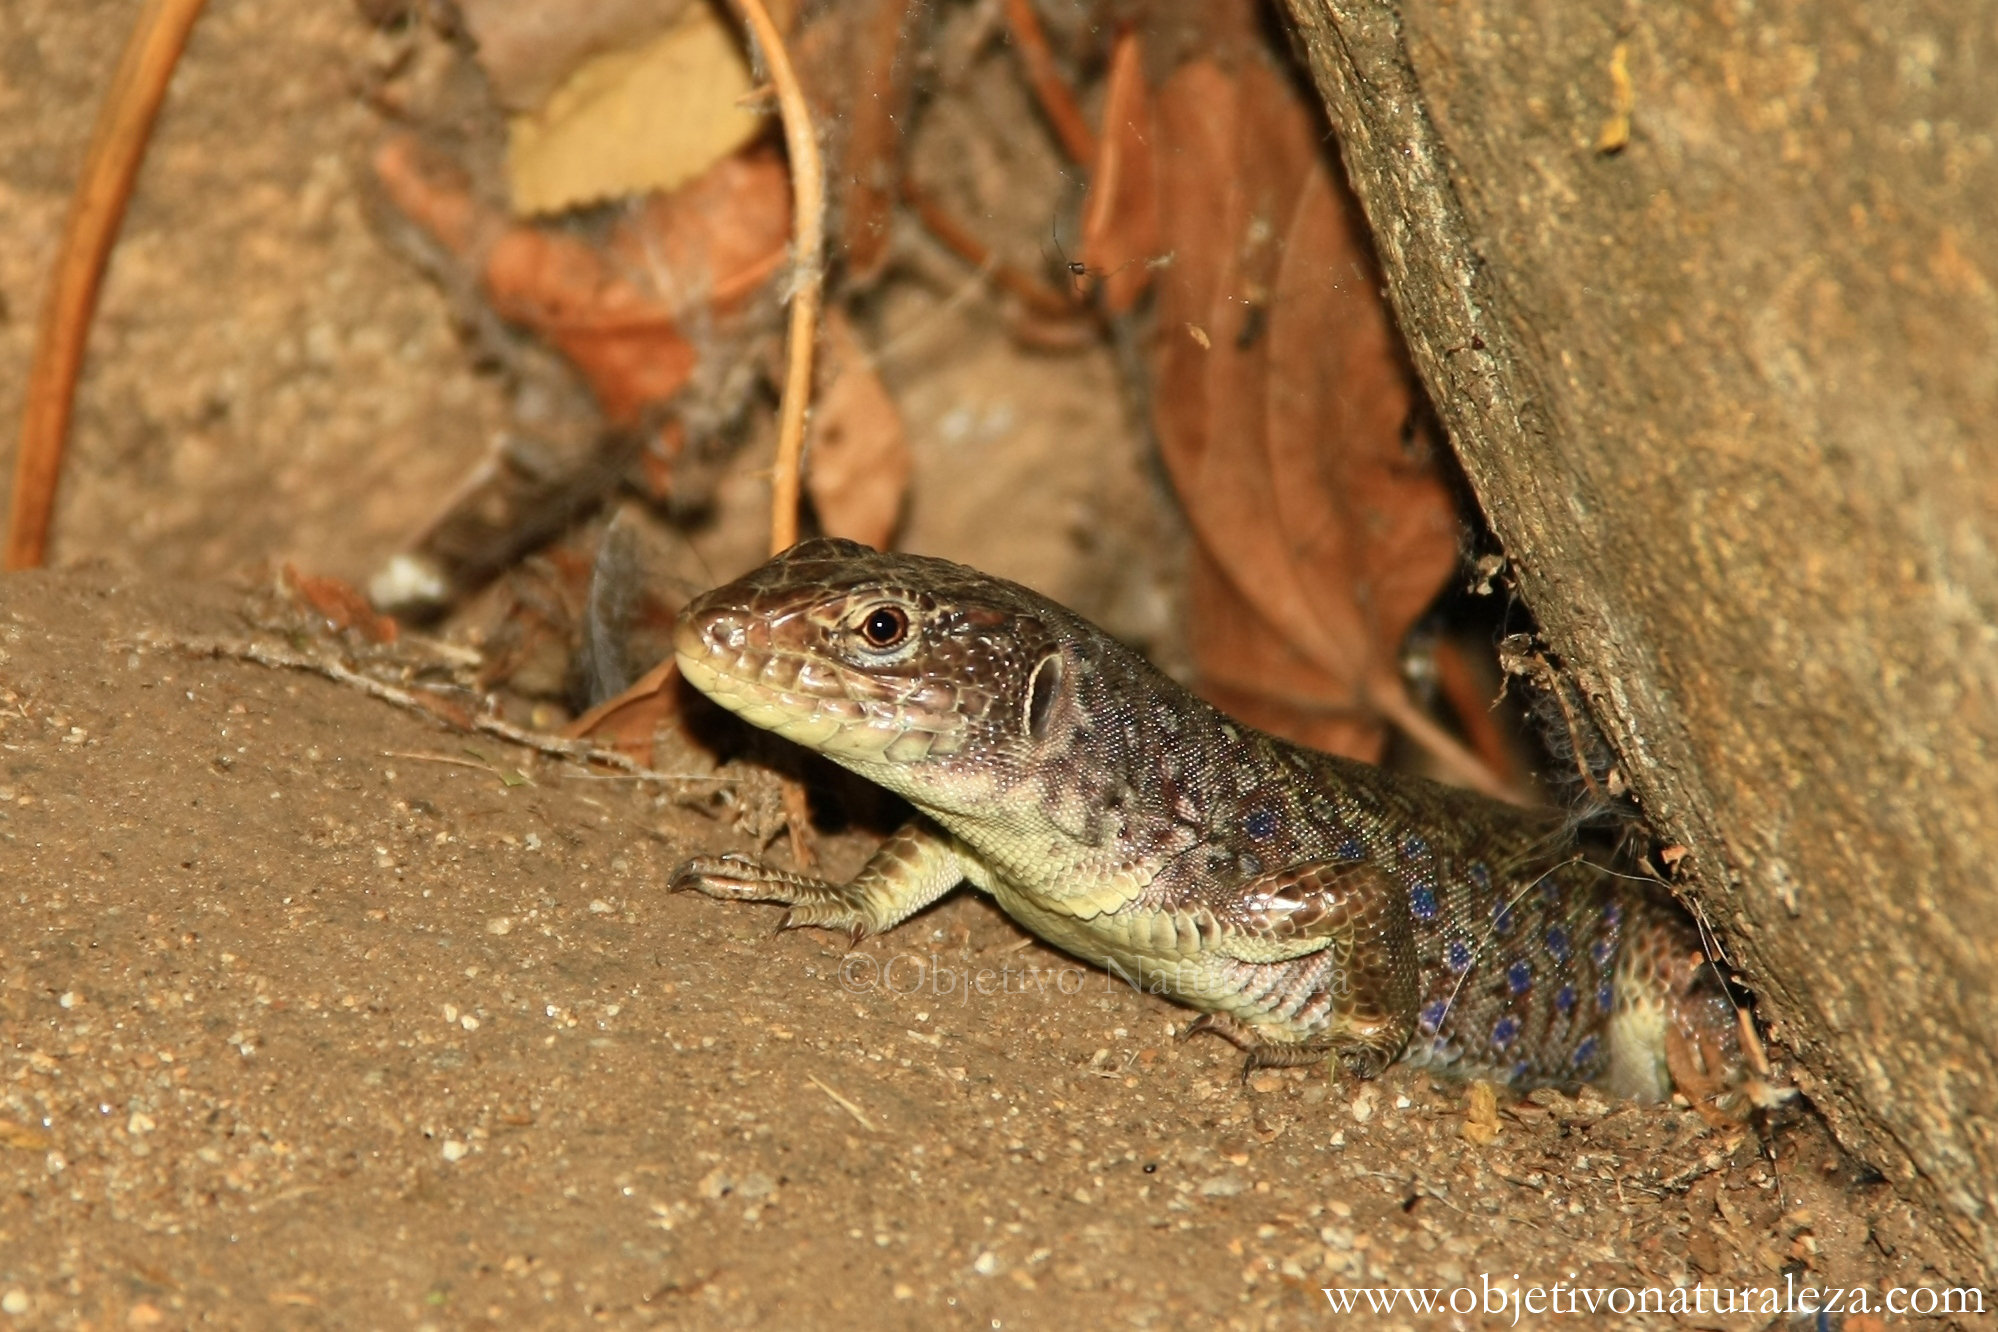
[1337,1046,1391,1082]
[1177,1013,1222,1044]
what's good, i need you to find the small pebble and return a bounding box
[1463,1081,1502,1146]
[487,918,513,936]
[972,1251,1000,1276]
[441,1140,469,1163]
[2,1290,29,1315]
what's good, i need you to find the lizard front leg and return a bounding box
[671,819,965,942]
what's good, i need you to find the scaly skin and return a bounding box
[672,539,1766,1115]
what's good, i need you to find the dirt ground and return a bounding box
[0,0,1979,1327]
[0,568,1964,1329]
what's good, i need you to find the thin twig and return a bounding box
[902,181,1078,319]
[1372,675,1524,804]
[146,633,698,784]
[733,0,826,556]
[382,750,496,772]
[6,0,209,570]
[1001,0,1096,166]
[1429,636,1522,792]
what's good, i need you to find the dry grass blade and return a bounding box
[806,1075,878,1132]
[6,0,209,571]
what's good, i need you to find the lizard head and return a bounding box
[674,538,1085,812]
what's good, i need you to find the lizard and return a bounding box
[669,538,1779,1120]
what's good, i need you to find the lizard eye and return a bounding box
[857,605,910,650]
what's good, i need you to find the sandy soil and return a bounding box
[0,0,1977,1327]
[0,570,1964,1329]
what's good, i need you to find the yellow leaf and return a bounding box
[506,6,766,217]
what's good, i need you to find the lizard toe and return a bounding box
[1241,1042,1334,1080]
[671,854,780,900]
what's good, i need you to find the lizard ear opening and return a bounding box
[1025,651,1064,741]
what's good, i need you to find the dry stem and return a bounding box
[1001,0,1097,166]
[734,0,826,556]
[6,0,209,569]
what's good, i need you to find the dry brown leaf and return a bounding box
[804,309,908,549]
[565,657,680,762]
[369,135,788,607]
[1149,55,1460,771]
[481,147,791,424]
[506,5,767,217]
[1079,30,1158,315]
[283,564,400,645]
[1186,549,1383,759]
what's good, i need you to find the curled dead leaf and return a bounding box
[1146,54,1493,794]
[1079,30,1158,315]
[566,657,681,763]
[283,564,399,644]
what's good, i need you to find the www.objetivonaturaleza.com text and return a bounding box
[1319,1273,1982,1319]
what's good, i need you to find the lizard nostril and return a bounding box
[684,609,749,655]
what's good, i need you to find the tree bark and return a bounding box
[1280,0,1998,1274]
